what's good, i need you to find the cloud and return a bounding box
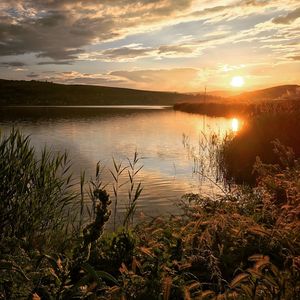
[158,45,194,55]
[27,72,39,78]
[273,7,300,24]
[0,0,299,91]
[0,9,117,59]
[25,67,204,91]
[110,68,202,91]
[37,61,73,65]
[0,61,26,67]
[289,55,300,60]
[82,42,202,62]
[0,0,299,63]
[97,46,154,61]
[0,0,194,60]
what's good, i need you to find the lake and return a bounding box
[0,106,240,225]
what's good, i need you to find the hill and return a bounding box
[0,79,197,106]
[233,84,300,102]
[174,84,300,117]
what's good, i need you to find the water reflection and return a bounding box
[0,106,240,223]
[231,118,240,132]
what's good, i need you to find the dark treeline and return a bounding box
[0,79,218,106]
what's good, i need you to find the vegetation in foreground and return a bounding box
[1,130,300,299]
[175,92,300,185]
[220,109,300,185]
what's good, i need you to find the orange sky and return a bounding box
[0,0,299,92]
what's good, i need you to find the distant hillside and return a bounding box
[1,80,298,107]
[0,79,198,106]
[207,90,241,97]
[174,84,300,117]
[233,85,300,102]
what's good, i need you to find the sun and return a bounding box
[230,76,245,88]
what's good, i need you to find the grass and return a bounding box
[0,129,77,250]
[1,129,300,299]
[174,98,300,118]
[220,110,300,184]
[176,97,300,185]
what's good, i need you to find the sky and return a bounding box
[0,0,299,92]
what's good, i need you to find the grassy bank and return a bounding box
[174,98,300,118]
[219,109,300,184]
[174,84,300,117]
[175,97,300,185]
[1,130,300,299]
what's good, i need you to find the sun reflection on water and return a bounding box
[231,118,239,132]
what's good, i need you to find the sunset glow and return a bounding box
[230,76,245,88]
[0,1,299,92]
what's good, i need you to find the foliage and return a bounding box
[1,130,300,299]
[0,144,117,299]
[174,84,300,117]
[0,79,198,106]
[0,129,76,250]
[118,150,300,299]
[220,111,300,184]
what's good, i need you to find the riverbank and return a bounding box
[174,97,300,117]
[1,129,299,299]
[175,97,300,184]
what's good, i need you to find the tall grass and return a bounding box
[174,97,300,117]
[0,129,76,249]
[1,129,299,299]
[220,110,300,184]
[108,151,143,231]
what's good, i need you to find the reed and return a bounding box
[220,110,300,184]
[1,129,299,299]
[0,129,76,250]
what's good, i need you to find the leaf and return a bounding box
[108,285,121,294]
[82,263,102,286]
[96,271,119,285]
[183,286,191,300]
[163,276,172,300]
[131,256,141,274]
[187,282,200,291]
[178,262,192,271]
[248,226,270,237]
[43,254,62,275]
[0,260,29,280]
[119,263,129,274]
[248,255,270,270]
[248,254,269,262]
[200,290,215,299]
[139,246,154,258]
[239,284,253,297]
[32,293,41,300]
[230,273,250,288]
[109,169,117,182]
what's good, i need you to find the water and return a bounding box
[0,106,240,223]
